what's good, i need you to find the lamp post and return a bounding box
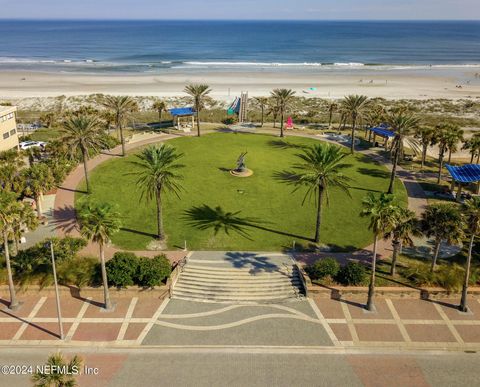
[49,241,64,340]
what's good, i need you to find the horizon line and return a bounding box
[0,18,479,22]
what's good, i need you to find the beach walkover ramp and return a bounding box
[171,252,305,304]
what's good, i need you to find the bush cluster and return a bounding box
[306,259,366,286]
[106,252,171,288]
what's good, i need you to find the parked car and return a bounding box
[19,141,47,150]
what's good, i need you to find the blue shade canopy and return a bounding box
[370,126,395,138]
[446,164,480,183]
[169,107,195,116]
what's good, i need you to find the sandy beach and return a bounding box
[1,69,479,101]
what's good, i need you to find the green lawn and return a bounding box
[76,132,407,251]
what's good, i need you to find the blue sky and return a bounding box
[0,0,479,20]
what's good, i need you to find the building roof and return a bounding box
[0,105,17,115]
[370,125,395,138]
[446,164,480,183]
[169,107,195,117]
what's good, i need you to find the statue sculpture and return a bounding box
[235,151,248,172]
[230,151,253,177]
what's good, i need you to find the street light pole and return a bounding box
[50,241,64,340]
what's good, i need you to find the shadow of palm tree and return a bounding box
[268,139,309,150]
[357,167,390,179]
[272,170,302,184]
[223,251,294,277]
[52,205,79,234]
[183,204,313,242]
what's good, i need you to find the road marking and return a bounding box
[340,302,359,343]
[136,297,170,345]
[116,297,138,341]
[432,303,464,344]
[65,297,91,341]
[385,299,411,342]
[308,298,340,346]
[12,297,47,340]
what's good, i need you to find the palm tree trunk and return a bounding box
[460,233,475,312]
[328,110,333,129]
[156,191,165,240]
[437,150,444,184]
[280,108,285,138]
[3,230,18,310]
[422,144,428,169]
[387,144,399,194]
[431,239,441,272]
[99,242,112,310]
[448,149,452,164]
[350,116,357,154]
[35,195,43,218]
[196,101,201,137]
[367,235,378,312]
[158,110,162,122]
[314,188,324,245]
[81,149,91,194]
[260,106,264,127]
[477,153,480,164]
[471,152,475,164]
[391,239,400,276]
[119,123,126,156]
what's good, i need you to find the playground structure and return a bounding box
[169,107,196,132]
[227,92,249,123]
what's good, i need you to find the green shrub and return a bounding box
[58,256,101,288]
[435,264,464,292]
[106,252,139,288]
[306,258,340,280]
[136,255,171,287]
[336,261,366,286]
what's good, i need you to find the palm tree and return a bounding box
[152,99,167,122]
[23,163,55,218]
[0,191,22,309]
[445,126,464,164]
[462,133,480,164]
[327,102,338,129]
[364,104,385,139]
[61,115,106,194]
[340,95,370,154]
[130,144,185,241]
[415,126,435,170]
[361,193,399,311]
[270,89,296,137]
[433,124,456,183]
[32,353,82,387]
[386,208,420,276]
[421,203,464,272]
[100,95,138,156]
[184,84,211,137]
[254,97,269,127]
[287,143,351,245]
[77,201,121,310]
[267,98,280,128]
[11,200,38,256]
[459,197,480,312]
[386,111,420,194]
[0,150,24,193]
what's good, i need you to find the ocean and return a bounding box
[0,20,479,74]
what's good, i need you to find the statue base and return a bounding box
[230,168,254,177]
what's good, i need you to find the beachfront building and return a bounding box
[0,106,19,152]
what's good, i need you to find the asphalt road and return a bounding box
[1,348,479,387]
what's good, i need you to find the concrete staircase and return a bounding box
[171,252,305,304]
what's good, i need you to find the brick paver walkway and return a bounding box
[1,292,479,350]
